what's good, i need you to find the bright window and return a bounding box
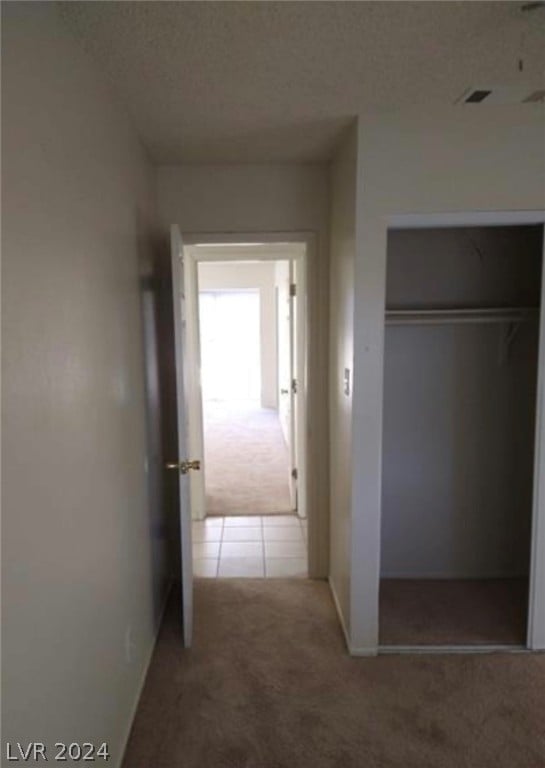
[199,290,261,402]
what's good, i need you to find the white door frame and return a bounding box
[380,209,545,652]
[181,231,322,576]
[170,225,194,646]
[186,242,306,520]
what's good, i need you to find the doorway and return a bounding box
[183,244,308,579]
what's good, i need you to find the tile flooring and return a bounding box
[192,514,308,578]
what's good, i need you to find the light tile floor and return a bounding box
[192,515,308,578]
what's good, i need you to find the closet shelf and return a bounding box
[385,307,539,326]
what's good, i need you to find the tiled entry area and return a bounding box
[192,515,308,578]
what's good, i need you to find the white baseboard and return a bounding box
[328,578,379,657]
[328,577,350,652]
[118,579,173,767]
[347,645,379,657]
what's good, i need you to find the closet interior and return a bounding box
[379,225,544,647]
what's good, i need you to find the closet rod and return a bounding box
[385,307,539,326]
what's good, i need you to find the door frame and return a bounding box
[182,231,324,578]
[186,242,306,518]
[377,209,545,653]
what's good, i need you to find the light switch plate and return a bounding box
[344,368,351,396]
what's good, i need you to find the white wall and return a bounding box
[157,164,331,576]
[328,125,357,639]
[351,106,545,651]
[198,261,279,408]
[2,4,167,763]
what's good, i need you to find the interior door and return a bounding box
[277,261,297,508]
[168,224,197,647]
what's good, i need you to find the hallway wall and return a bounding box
[328,125,358,641]
[156,164,331,576]
[2,4,167,764]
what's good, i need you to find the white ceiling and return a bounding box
[61,1,545,164]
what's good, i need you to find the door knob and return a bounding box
[165,460,201,474]
[280,388,289,395]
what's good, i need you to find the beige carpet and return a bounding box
[379,578,528,646]
[204,400,293,516]
[123,580,545,768]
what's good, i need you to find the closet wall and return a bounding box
[381,226,543,580]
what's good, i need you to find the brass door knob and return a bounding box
[166,460,201,474]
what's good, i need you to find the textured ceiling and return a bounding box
[60,1,545,163]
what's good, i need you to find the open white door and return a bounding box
[167,225,198,647]
[277,261,297,509]
[292,255,307,519]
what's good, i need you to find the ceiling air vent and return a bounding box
[465,90,492,103]
[456,86,545,105]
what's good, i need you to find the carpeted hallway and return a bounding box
[123,580,545,768]
[204,400,293,516]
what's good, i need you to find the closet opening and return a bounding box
[379,224,544,648]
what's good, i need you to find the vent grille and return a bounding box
[464,90,492,103]
[457,86,545,105]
